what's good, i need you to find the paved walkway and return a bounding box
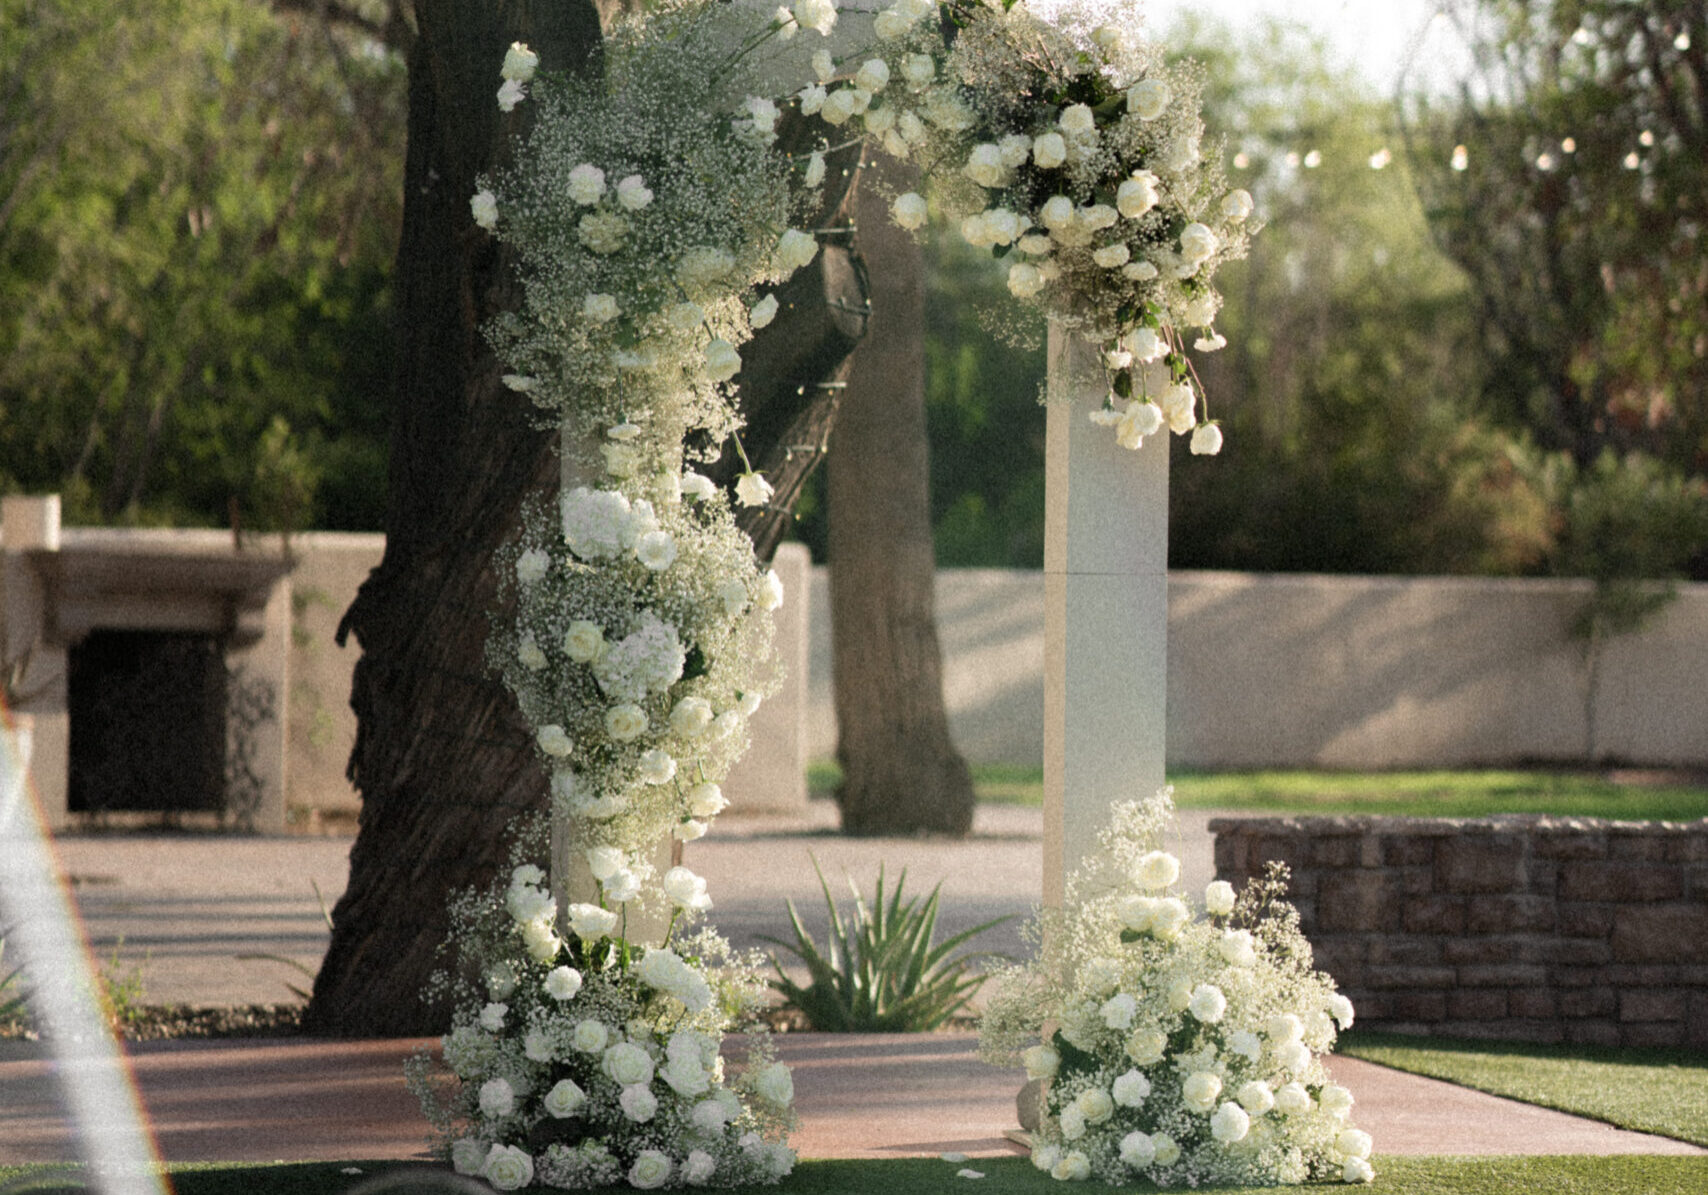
[4,804,1703,1164]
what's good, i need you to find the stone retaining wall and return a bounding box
[1211,815,1708,1048]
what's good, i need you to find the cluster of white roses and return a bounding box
[791,0,1255,456]
[980,790,1374,1187]
[413,860,796,1190]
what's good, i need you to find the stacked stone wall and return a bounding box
[1211,816,1708,1047]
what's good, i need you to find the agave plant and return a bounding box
[761,860,1011,1032]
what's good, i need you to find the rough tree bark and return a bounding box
[305,3,866,1035]
[828,152,975,837]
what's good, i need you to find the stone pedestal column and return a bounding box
[1042,327,1169,908]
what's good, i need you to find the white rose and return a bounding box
[981,208,1021,245]
[902,52,935,85]
[1101,992,1137,1029]
[681,471,717,501]
[613,173,652,211]
[484,961,517,1000]
[1237,1080,1276,1115]
[516,548,549,583]
[735,471,774,508]
[1229,1030,1264,1062]
[1059,103,1096,136]
[1031,1144,1062,1173]
[1125,1028,1166,1065]
[502,373,536,393]
[482,1144,534,1192]
[496,78,525,112]
[750,293,780,330]
[687,783,728,818]
[536,724,573,757]
[567,163,606,206]
[1057,1104,1086,1141]
[819,86,856,125]
[620,1083,659,1123]
[1269,1013,1305,1042]
[478,1077,515,1118]
[605,867,641,904]
[451,1138,487,1175]
[605,703,647,740]
[470,189,498,230]
[1327,992,1356,1029]
[855,58,890,92]
[1017,233,1052,256]
[663,865,713,913]
[692,1097,734,1133]
[542,1078,586,1119]
[673,818,708,841]
[1204,879,1237,916]
[1191,423,1224,456]
[793,0,836,35]
[629,1149,672,1188]
[1093,243,1131,269]
[1116,401,1164,450]
[634,529,677,571]
[811,47,835,82]
[478,1002,507,1032]
[755,1061,795,1106]
[1161,383,1197,434]
[1127,78,1171,120]
[516,636,546,670]
[758,568,785,611]
[1275,1081,1313,1115]
[586,845,625,882]
[567,902,618,940]
[1152,1133,1181,1166]
[1123,260,1159,281]
[874,9,909,39]
[670,697,714,738]
[703,338,741,383]
[524,1028,554,1062]
[1118,1130,1155,1167]
[1320,1083,1356,1119]
[1337,1128,1373,1159]
[1211,1101,1251,1143]
[520,916,561,963]
[683,1150,716,1185]
[544,965,583,1001]
[1180,222,1219,265]
[1082,204,1117,231]
[892,191,929,230]
[1189,984,1228,1023]
[898,110,927,143]
[775,228,819,273]
[964,143,1009,188]
[501,42,538,82]
[1116,173,1159,218]
[1040,195,1076,229]
[1021,1044,1059,1080]
[1007,262,1046,298]
[1219,929,1257,967]
[1222,188,1255,222]
[1032,132,1067,169]
[1182,1071,1222,1113]
[738,690,763,717]
[1275,1039,1313,1075]
[572,1019,609,1054]
[1051,1150,1091,1181]
[1075,1087,1114,1125]
[1345,1157,1376,1184]
[1112,1069,1152,1107]
[603,1041,656,1087]
[1134,850,1181,889]
[582,292,619,324]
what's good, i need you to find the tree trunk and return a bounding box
[828,152,975,837]
[305,5,866,1035]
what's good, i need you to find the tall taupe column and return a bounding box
[1042,327,1168,908]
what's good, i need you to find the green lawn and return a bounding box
[807,761,1708,821]
[1339,1033,1708,1148]
[6,1156,1708,1194]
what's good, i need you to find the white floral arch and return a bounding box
[405,3,1364,1191]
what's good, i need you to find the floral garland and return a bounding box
[980,790,1374,1186]
[425,0,1262,1189]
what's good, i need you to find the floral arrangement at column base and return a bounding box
[979,790,1375,1186]
[409,820,795,1191]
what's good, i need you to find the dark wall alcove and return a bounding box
[67,630,228,815]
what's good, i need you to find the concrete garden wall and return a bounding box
[1212,815,1708,1047]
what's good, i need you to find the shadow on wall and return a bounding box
[808,568,1708,772]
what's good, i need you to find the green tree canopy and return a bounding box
[0,0,406,531]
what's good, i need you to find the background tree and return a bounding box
[306,2,867,1035]
[827,153,976,837]
[0,0,407,532]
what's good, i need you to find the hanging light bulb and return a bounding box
[1675,31,1690,51]
[1368,148,1392,169]
[1561,137,1577,153]
[1451,144,1468,171]
[1536,151,1557,171]
[1624,151,1640,169]
[1639,129,1656,146]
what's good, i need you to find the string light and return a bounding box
[1451,144,1469,171]
[1368,148,1392,169]
[1303,149,1322,169]
[1560,137,1576,153]
[1624,151,1641,169]
[1536,151,1557,171]
[1640,129,1656,146]
[1676,32,1690,51]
